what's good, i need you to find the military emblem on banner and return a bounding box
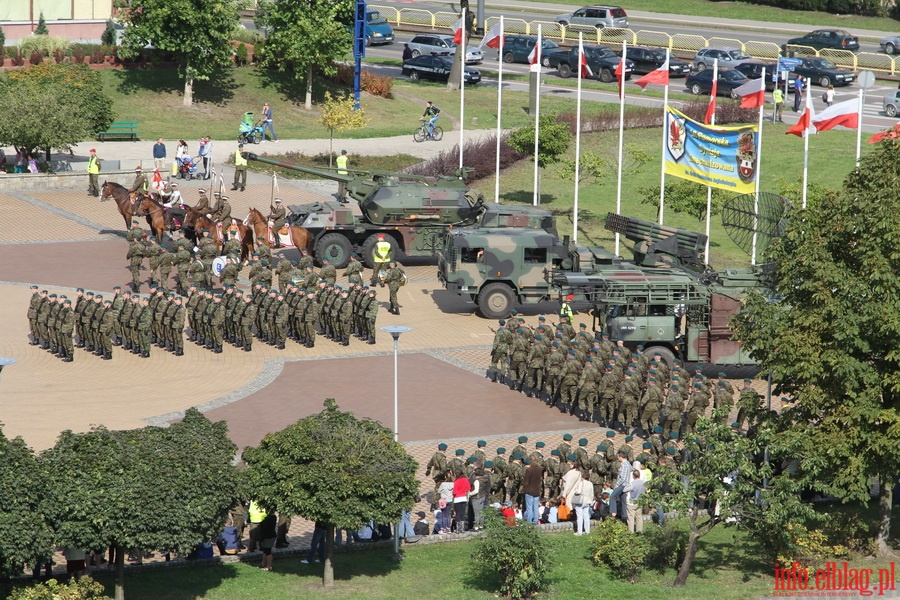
[666,111,686,162]
[736,130,757,184]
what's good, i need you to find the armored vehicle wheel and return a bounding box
[315,233,353,268]
[647,346,676,369]
[361,233,398,269]
[477,283,515,319]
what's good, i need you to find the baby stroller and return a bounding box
[178,156,202,180]
[238,119,265,145]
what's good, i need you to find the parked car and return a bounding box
[693,47,755,71]
[786,29,859,52]
[500,35,558,66]
[685,68,750,98]
[879,34,900,54]
[791,57,856,87]
[363,9,394,46]
[406,34,484,64]
[883,91,900,117]
[617,46,691,76]
[546,44,633,83]
[402,55,482,84]
[734,61,797,91]
[554,5,628,29]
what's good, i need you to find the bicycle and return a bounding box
[413,119,443,142]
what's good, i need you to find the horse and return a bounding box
[100,181,138,230]
[136,196,172,244]
[183,206,255,262]
[244,207,311,252]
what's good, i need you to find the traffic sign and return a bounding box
[777,57,802,72]
[858,70,876,89]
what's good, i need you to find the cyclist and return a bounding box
[422,101,441,137]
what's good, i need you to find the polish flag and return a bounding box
[614,59,624,99]
[635,57,669,90]
[734,77,766,109]
[868,122,900,143]
[480,21,503,49]
[786,99,815,138]
[704,78,717,124]
[452,16,465,45]
[528,41,539,65]
[579,41,593,78]
[812,99,859,133]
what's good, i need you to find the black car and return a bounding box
[500,35,558,66]
[785,29,859,52]
[617,46,691,76]
[790,57,856,87]
[685,68,750,98]
[402,55,481,85]
[734,61,797,91]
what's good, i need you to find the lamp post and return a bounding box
[380,325,410,560]
[0,357,15,381]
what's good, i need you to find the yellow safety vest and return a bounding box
[336,154,348,175]
[248,500,266,524]
[234,150,247,167]
[559,302,573,323]
[87,155,101,174]
[374,240,391,263]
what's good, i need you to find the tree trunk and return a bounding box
[183,62,194,107]
[876,481,893,557]
[305,64,313,110]
[674,530,701,587]
[114,544,125,600]
[323,524,335,588]
[447,45,462,92]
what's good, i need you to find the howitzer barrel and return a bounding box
[605,213,706,253]
[244,153,354,184]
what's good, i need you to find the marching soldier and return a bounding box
[320,259,337,286]
[275,253,292,293]
[27,285,41,345]
[80,291,98,352]
[136,296,152,358]
[170,294,185,356]
[210,294,225,353]
[108,287,124,346]
[425,443,450,504]
[174,240,192,294]
[47,293,63,355]
[146,239,164,287]
[273,292,289,350]
[337,288,353,346]
[127,294,142,353]
[158,249,175,293]
[188,253,209,291]
[256,237,272,265]
[220,256,240,289]
[222,230,241,259]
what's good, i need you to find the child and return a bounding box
[513,503,523,521]
[548,499,559,524]
[501,500,516,525]
[414,511,430,537]
[435,499,452,534]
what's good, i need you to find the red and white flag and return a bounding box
[812,99,859,133]
[527,41,539,65]
[786,97,816,138]
[579,41,593,78]
[614,59,624,99]
[480,21,503,49]
[704,64,718,125]
[734,77,766,109]
[635,56,669,90]
[868,122,900,143]
[452,16,464,45]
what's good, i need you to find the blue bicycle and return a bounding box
[413,117,443,142]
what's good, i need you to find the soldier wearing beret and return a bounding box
[59,298,75,362]
[426,443,450,506]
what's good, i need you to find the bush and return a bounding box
[472,512,549,600]
[8,576,110,600]
[235,43,249,66]
[405,132,527,182]
[53,48,65,64]
[0,27,6,48]
[333,63,355,86]
[73,47,85,64]
[90,49,105,64]
[29,51,43,66]
[19,35,71,58]
[590,517,651,583]
[644,520,690,570]
[361,70,393,98]
[100,20,117,46]
[12,51,25,67]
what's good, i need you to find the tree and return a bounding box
[319,92,369,166]
[0,427,54,580]
[100,20,117,47]
[0,63,114,158]
[0,26,6,48]
[34,12,49,36]
[117,0,240,107]
[257,0,353,110]
[733,133,900,558]
[472,513,549,599]
[42,410,239,600]
[508,115,572,169]
[639,180,729,227]
[243,399,419,587]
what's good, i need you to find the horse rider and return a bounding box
[209,191,223,216]
[194,188,210,212]
[212,195,233,233]
[267,198,287,248]
[162,182,187,228]
[128,165,149,213]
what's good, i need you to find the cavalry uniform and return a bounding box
[267,201,287,248]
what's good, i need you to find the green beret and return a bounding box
[49,293,58,298]
[666,447,676,455]
[694,383,702,389]
[744,378,752,383]
[596,444,605,451]
[642,442,652,449]
[524,457,531,465]
[636,344,644,349]
[467,456,476,463]
[566,453,577,462]
[551,449,560,456]
[496,447,506,454]
[605,430,616,437]
[625,435,634,442]
[189,283,197,288]
[731,422,741,428]
[438,443,447,451]
[498,319,506,325]
[578,438,588,446]
[103,299,111,304]
[63,299,71,305]
[563,433,573,441]
[535,441,545,448]
[477,440,486,447]
[95,294,102,300]
[718,372,726,378]
[113,285,121,291]
[653,426,662,433]
[579,322,587,328]
[512,453,523,460]
[669,431,679,439]
[484,461,494,468]
[76,287,84,292]
[518,436,527,443]
[455,449,465,456]
[538,316,546,321]
[245,295,253,301]
[214,294,222,299]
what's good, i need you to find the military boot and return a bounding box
[103,351,112,360]
[214,345,223,354]
[141,350,150,358]
[175,347,184,356]
[243,342,252,352]
[367,335,376,345]
[63,353,73,363]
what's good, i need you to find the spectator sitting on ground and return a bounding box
[592,491,611,520]
[501,500,516,525]
[547,499,559,524]
[217,519,240,555]
[354,521,376,542]
[414,511,430,536]
[513,503,523,521]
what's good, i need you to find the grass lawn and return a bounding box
[513,0,900,34]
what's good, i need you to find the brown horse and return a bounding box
[183,206,255,262]
[136,196,169,243]
[100,181,139,230]
[244,207,310,251]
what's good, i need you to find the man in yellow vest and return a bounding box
[559,293,574,324]
[231,143,248,191]
[86,148,101,197]
[371,233,392,287]
[336,149,349,204]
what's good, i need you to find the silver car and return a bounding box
[884,90,900,117]
[555,5,628,29]
[406,34,483,64]
[693,47,754,71]
[880,35,900,55]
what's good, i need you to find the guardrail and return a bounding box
[373,4,897,75]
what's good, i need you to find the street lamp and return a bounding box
[0,357,15,381]
[380,324,410,561]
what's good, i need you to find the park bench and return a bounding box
[97,121,140,142]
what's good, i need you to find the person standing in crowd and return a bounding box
[573,470,594,536]
[772,87,784,123]
[258,512,277,571]
[522,456,543,525]
[793,76,804,113]
[175,139,189,172]
[402,43,413,61]
[626,469,646,533]
[152,138,166,171]
[232,143,248,191]
[261,102,278,143]
[335,149,349,203]
[452,472,471,533]
[86,148,101,197]
[199,136,212,180]
[824,84,835,107]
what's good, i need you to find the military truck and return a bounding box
[437,212,771,366]
[245,153,556,268]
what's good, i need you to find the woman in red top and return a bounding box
[452,474,472,533]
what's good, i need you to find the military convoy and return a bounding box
[244,153,555,268]
[437,212,772,366]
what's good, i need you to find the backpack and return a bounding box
[822,92,828,102]
[432,105,440,114]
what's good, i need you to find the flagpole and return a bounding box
[494,17,504,203]
[802,84,811,209]
[459,15,465,171]
[533,24,542,206]
[856,87,864,167]
[573,32,584,244]
[704,59,717,266]
[614,38,627,256]
[659,49,669,225]
[750,67,766,267]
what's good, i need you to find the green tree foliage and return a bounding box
[0,26,7,48]
[472,512,549,599]
[42,410,239,600]
[508,115,572,168]
[34,13,49,36]
[733,136,900,558]
[590,517,651,582]
[101,20,117,47]
[319,91,369,166]
[117,0,240,107]
[9,577,109,600]
[243,399,419,587]
[639,180,729,227]
[0,427,54,580]
[559,144,650,185]
[0,63,114,157]
[256,0,353,110]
